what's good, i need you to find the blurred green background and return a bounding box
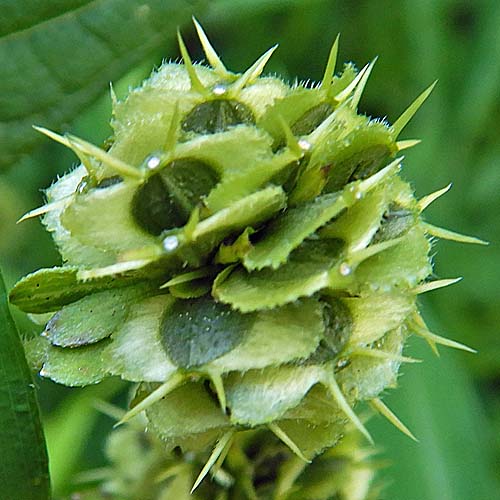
[1,1,499,498]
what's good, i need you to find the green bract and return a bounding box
[11,20,482,496]
[74,416,377,500]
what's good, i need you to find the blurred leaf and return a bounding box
[44,378,123,496]
[370,338,500,500]
[0,270,50,499]
[456,1,500,141]
[206,0,327,21]
[0,0,208,168]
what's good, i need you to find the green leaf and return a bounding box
[318,185,389,251]
[10,267,84,313]
[352,226,431,293]
[61,179,157,255]
[144,381,230,451]
[23,335,49,372]
[44,285,149,347]
[104,294,177,382]
[243,192,347,270]
[37,292,179,385]
[343,293,414,345]
[9,266,146,313]
[257,87,324,141]
[282,384,346,425]
[277,417,344,461]
[168,278,212,299]
[42,166,114,267]
[187,185,287,250]
[161,295,255,369]
[273,385,352,460]
[41,339,111,386]
[210,298,324,372]
[214,239,348,312]
[0,271,50,499]
[231,162,402,271]
[215,228,255,264]
[0,0,209,168]
[338,326,405,400]
[160,186,287,269]
[47,186,286,294]
[320,122,395,193]
[226,364,329,426]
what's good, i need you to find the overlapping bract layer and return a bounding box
[75,415,377,500]
[11,21,480,491]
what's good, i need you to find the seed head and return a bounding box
[12,20,483,495]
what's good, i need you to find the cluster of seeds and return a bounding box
[11,20,482,495]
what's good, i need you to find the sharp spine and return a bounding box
[177,30,208,95]
[321,34,340,91]
[352,348,422,364]
[370,398,418,441]
[192,17,230,78]
[115,373,185,427]
[268,423,311,463]
[325,373,373,444]
[230,45,278,94]
[417,183,452,211]
[350,57,378,109]
[414,277,462,294]
[396,139,421,150]
[191,431,234,493]
[334,62,370,103]
[392,81,437,138]
[410,314,476,353]
[422,222,489,245]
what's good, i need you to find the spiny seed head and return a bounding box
[12,20,482,495]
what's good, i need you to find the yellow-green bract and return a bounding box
[11,19,483,496]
